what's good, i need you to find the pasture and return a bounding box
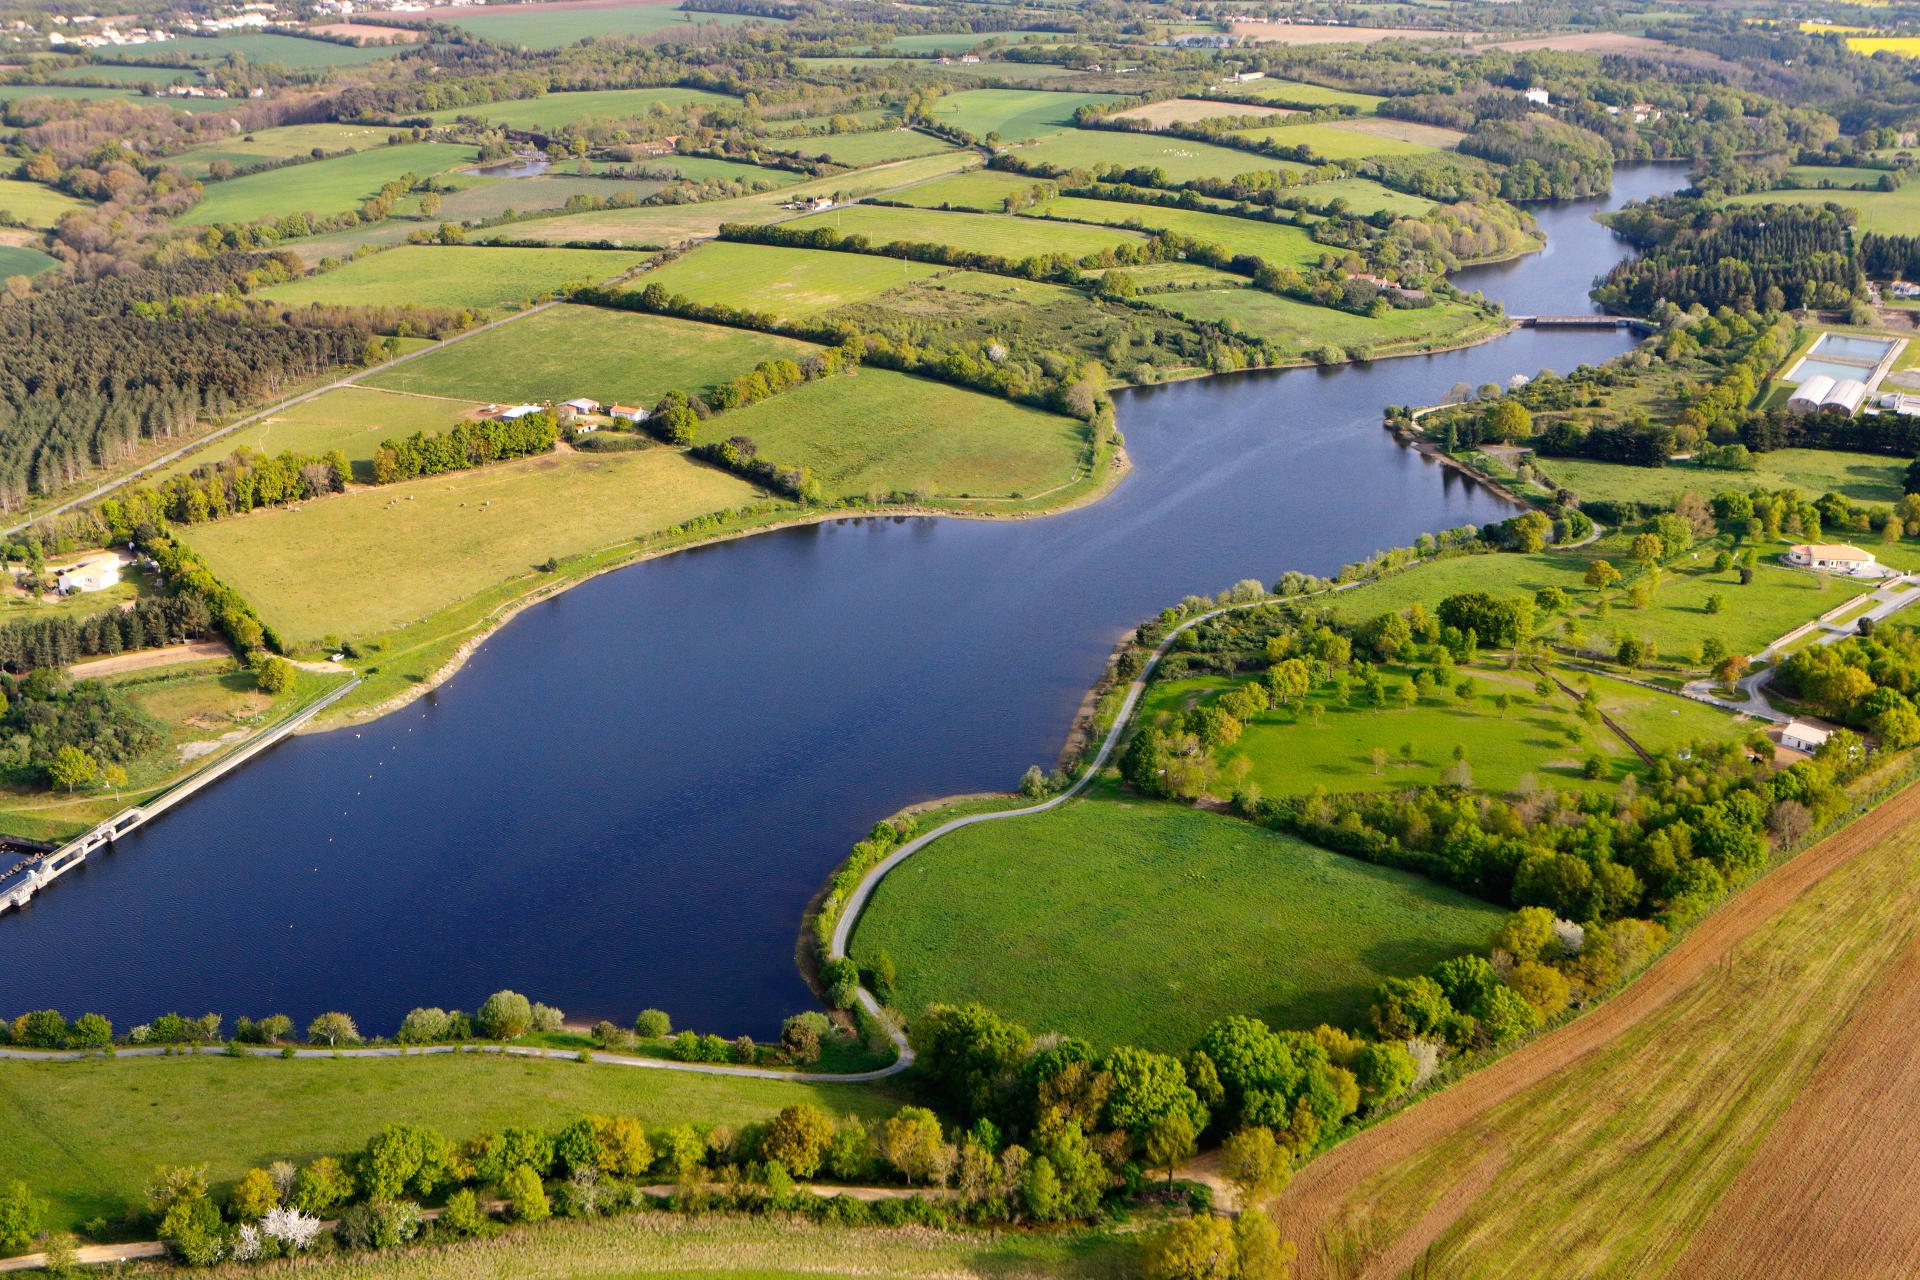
[181,449,754,641]
[0,1053,902,1233]
[924,88,1127,141]
[884,168,1052,211]
[768,128,957,166]
[1536,449,1908,508]
[1153,286,1484,355]
[1031,195,1323,265]
[167,122,404,179]
[0,178,87,228]
[422,86,737,129]
[260,245,651,311]
[635,241,945,318]
[1725,182,1920,236]
[159,386,482,480]
[96,33,406,66]
[1783,164,1893,189]
[0,243,56,277]
[408,172,667,221]
[656,155,806,186]
[782,202,1147,259]
[1235,118,1456,160]
[851,792,1506,1050]
[1304,789,1920,1278]
[363,305,816,406]
[499,151,977,245]
[175,142,479,225]
[1293,176,1437,216]
[1111,98,1293,127]
[1015,127,1313,184]
[1223,76,1386,112]
[423,4,761,48]
[693,367,1086,500]
[877,31,1062,53]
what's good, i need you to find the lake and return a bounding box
[0,167,1688,1038]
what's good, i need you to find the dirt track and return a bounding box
[67,639,232,679]
[1272,778,1920,1279]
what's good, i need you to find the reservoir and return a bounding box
[0,166,1687,1037]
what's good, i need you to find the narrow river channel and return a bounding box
[0,166,1689,1036]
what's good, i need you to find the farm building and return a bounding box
[498,404,543,421]
[608,404,646,422]
[1785,543,1878,575]
[1786,374,1870,416]
[1782,720,1833,754]
[560,397,600,416]
[52,554,121,595]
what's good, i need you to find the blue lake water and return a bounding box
[0,168,1688,1038]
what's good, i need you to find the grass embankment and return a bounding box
[0,1054,906,1233]
[0,664,346,841]
[692,369,1089,501]
[186,1213,1135,1280]
[179,450,757,644]
[175,144,480,226]
[1309,787,1920,1279]
[851,788,1507,1052]
[635,242,946,319]
[422,87,738,129]
[157,387,484,481]
[362,306,817,406]
[260,246,652,312]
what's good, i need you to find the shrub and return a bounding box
[438,1188,487,1237]
[396,1007,452,1044]
[501,1166,550,1222]
[530,1002,565,1034]
[476,990,533,1040]
[634,1008,672,1038]
[227,1167,280,1221]
[762,1104,835,1179]
[0,1179,43,1252]
[335,1198,421,1251]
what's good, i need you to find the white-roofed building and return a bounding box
[1823,377,1869,415]
[1786,543,1879,575]
[1782,720,1832,753]
[1788,374,1836,414]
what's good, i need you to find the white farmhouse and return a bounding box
[1781,720,1832,754]
[53,554,120,596]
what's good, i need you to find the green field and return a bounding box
[923,88,1126,141]
[177,142,479,225]
[1015,127,1313,184]
[1538,449,1909,508]
[1152,286,1484,356]
[1235,119,1449,160]
[1224,77,1386,112]
[0,1054,902,1232]
[97,32,408,65]
[363,306,816,405]
[655,155,806,187]
[0,178,89,228]
[0,243,56,277]
[161,387,483,481]
[770,128,957,166]
[1032,195,1322,265]
[878,31,1063,53]
[408,172,668,221]
[182,448,754,641]
[852,793,1507,1050]
[1783,164,1894,189]
[261,245,650,311]
[783,202,1145,259]
[60,62,204,83]
[424,86,737,129]
[636,241,945,318]
[1292,176,1437,216]
[1725,182,1920,236]
[166,123,406,179]
[885,168,1054,211]
[430,5,762,48]
[694,367,1086,500]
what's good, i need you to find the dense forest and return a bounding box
[1459,117,1615,201]
[1592,203,1861,314]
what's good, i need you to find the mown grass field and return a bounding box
[261,245,651,311]
[1152,287,1485,356]
[1295,176,1438,216]
[636,241,945,318]
[782,202,1145,258]
[423,86,737,128]
[0,177,88,228]
[886,168,1052,211]
[1537,449,1908,508]
[1309,786,1920,1279]
[656,155,807,187]
[852,792,1507,1051]
[498,151,978,245]
[1226,77,1386,112]
[1016,127,1313,184]
[167,122,403,179]
[96,32,407,65]
[181,449,754,641]
[1235,119,1456,160]
[160,386,483,481]
[363,306,816,406]
[1112,98,1293,127]
[427,5,761,47]
[193,1213,1134,1280]
[0,1054,904,1231]
[925,88,1126,141]
[694,368,1086,500]
[1725,181,1920,236]
[405,172,667,222]
[770,128,957,166]
[1782,163,1892,189]
[1031,195,1323,266]
[176,142,479,225]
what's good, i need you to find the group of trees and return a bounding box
[371,411,560,484]
[1777,624,1920,747]
[1460,117,1615,201]
[91,447,351,532]
[0,668,155,790]
[1594,203,1862,315]
[0,594,211,674]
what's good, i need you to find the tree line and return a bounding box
[372,411,560,485]
[0,594,211,674]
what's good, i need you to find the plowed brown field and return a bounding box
[1274,778,1920,1279]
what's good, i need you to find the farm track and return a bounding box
[1272,777,1920,1280]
